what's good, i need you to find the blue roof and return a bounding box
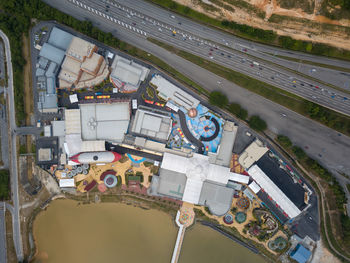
[48,27,73,51]
[39,43,65,65]
[290,244,311,263]
[45,62,57,78]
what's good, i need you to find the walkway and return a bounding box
[178,110,204,154]
[171,203,195,263]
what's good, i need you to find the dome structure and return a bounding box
[223,214,233,224]
[235,212,247,223]
[188,108,198,118]
[104,174,118,188]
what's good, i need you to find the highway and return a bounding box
[0,202,7,263]
[65,0,350,116]
[0,30,24,262]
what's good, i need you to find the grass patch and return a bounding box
[148,37,350,136]
[0,169,10,200]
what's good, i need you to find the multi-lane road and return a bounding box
[66,0,350,116]
[0,29,24,262]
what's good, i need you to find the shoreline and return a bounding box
[199,220,260,254]
[27,193,179,262]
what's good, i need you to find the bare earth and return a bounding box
[175,0,350,50]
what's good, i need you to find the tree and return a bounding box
[228,103,248,120]
[209,91,228,107]
[248,115,267,131]
[277,135,292,148]
[292,146,306,160]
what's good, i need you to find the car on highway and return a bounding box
[293,85,296,88]
[242,48,247,52]
[220,53,224,56]
[158,28,162,32]
[315,86,319,89]
[292,80,296,83]
[132,22,136,26]
[300,83,304,86]
[210,48,213,51]
[210,56,214,59]
[171,15,175,19]
[227,55,231,58]
[270,76,274,80]
[209,52,212,56]
[250,64,254,67]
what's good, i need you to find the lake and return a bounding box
[33,199,265,263]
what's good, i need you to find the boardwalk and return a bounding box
[171,203,195,263]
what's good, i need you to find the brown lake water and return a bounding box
[33,199,266,263]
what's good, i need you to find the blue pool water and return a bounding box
[127,153,146,163]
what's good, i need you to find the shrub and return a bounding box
[228,103,248,120]
[276,135,292,148]
[209,91,228,107]
[248,115,267,131]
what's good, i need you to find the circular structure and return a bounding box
[82,163,89,170]
[236,197,250,210]
[188,108,198,118]
[83,169,88,175]
[67,172,73,178]
[104,174,118,188]
[179,213,189,225]
[98,183,107,193]
[223,214,234,224]
[268,236,287,251]
[235,212,247,224]
[76,167,83,173]
[198,116,220,142]
[71,170,77,177]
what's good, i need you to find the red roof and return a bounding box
[84,180,97,192]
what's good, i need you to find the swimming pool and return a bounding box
[127,153,146,164]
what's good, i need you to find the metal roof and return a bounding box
[39,43,65,65]
[248,164,301,218]
[150,74,200,110]
[80,103,130,142]
[59,179,75,188]
[199,181,234,216]
[48,27,73,51]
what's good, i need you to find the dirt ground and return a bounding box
[175,0,350,50]
[311,240,341,263]
[22,35,33,152]
[5,210,17,263]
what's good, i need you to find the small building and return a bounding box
[59,178,75,188]
[290,244,311,263]
[150,74,199,110]
[131,106,172,141]
[110,55,149,92]
[38,148,52,162]
[238,138,268,169]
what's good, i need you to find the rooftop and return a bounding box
[48,27,73,51]
[80,103,130,142]
[131,106,172,141]
[39,43,66,65]
[238,138,268,169]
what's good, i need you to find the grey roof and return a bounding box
[36,68,45,77]
[45,62,57,77]
[46,77,55,94]
[39,43,65,65]
[131,107,172,141]
[38,57,49,69]
[80,103,130,142]
[226,181,242,191]
[198,181,234,216]
[157,168,187,199]
[52,120,65,137]
[38,93,57,111]
[48,27,73,51]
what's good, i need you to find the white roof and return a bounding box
[65,109,81,134]
[59,179,75,188]
[248,181,261,194]
[161,152,248,204]
[150,74,200,110]
[228,172,250,184]
[69,94,78,103]
[248,164,301,218]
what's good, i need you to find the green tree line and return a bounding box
[276,134,350,248]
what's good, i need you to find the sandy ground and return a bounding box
[175,0,350,50]
[311,240,341,263]
[195,193,287,254]
[56,154,155,192]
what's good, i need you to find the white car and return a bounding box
[210,56,214,59]
[158,28,162,32]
